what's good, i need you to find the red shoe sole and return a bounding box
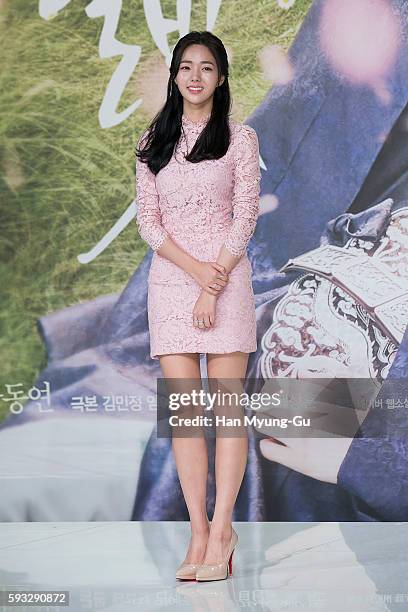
[228,549,234,576]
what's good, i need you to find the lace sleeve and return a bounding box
[135,131,169,252]
[223,125,261,258]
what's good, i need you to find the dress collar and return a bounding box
[181,112,211,130]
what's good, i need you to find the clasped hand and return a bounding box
[193,261,229,296]
[192,261,229,329]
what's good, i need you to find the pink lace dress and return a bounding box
[136,113,261,360]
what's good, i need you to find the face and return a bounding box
[174,44,225,112]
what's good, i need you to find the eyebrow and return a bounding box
[180,60,215,66]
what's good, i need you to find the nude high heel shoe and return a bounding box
[176,522,212,580]
[195,527,238,581]
[175,561,201,581]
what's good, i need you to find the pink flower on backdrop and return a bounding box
[319,0,401,104]
[259,45,295,85]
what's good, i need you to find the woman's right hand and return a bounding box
[191,261,229,296]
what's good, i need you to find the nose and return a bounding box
[191,66,201,81]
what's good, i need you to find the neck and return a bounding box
[182,109,212,123]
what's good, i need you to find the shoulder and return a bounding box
[229,120,259,155]
[229,120,258,142]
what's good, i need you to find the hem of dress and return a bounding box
[150,346,257,361]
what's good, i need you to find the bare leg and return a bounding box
[202,351,249,563]
[159,352,210,564]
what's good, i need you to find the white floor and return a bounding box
[0,521,407,611]
[0,415,153,521]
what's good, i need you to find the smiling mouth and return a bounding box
[187,86,204,91]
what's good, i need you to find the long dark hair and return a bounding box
[135,31,232,175]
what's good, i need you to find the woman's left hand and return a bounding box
[192,291,217,329]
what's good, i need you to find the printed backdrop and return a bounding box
[1,0,408,522]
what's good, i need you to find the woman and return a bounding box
[135,31,260,581]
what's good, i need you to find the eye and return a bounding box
[203,67,213,71]
[180,66,189,70]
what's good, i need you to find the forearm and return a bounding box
[156,235,200,281]
[215,243,242,274]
